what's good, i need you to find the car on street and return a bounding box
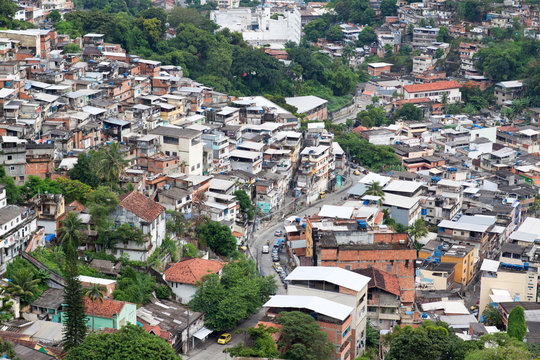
[262,245,269,253]
[274,230,283,236]
[217,333,231,345]
[350,163,358,169]
[354,170,361,175]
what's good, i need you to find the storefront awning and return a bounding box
[193,327,212,340]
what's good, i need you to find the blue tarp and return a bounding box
[45,234,56,242]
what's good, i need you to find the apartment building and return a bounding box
[286,266,370,358]
[150,126,203,176]
[418,240,475,286]
[412,27,440,48]
[403,80,462,103]
[298,145,332,203]
[494,80,523,105]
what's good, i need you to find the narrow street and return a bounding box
[185,173,360,360]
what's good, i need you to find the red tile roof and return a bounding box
[118,191,165,222]
[84,297,132,319]
[354,267,401,297]
[395,97,431,105]
[352,125,369,134]
[164,258,226,285]
[403,80,461,94]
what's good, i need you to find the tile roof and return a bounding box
[354,267,401,297]
[164,258,226,285]
[84,297,132,319]
[403,80,461,93]
[118,191,165,222]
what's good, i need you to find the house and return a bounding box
[264,295,355,360]
[403,80,461,103]
[137,297,205,353]
[367,62,393,77]
[78,298,136,330]
[163,258,226,304]
[150,126,203,176]
[509,217,540,245]
[30,288,64,322]
[109,191,166,261]
[284,96,328,121]
[418,240,475,286]
[381,192,422,226]
[229,149,263,174]
[354,267,401,330]
[286,266,370,357]
[77,275,116,297]
[412,27,440,48]
[494,80,523,105]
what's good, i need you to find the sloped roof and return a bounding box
[404,80,461,93]
[164,258,225,285]
[118,191,165,222]
[84,298,132,319]
[286,266,370,292]
[354,267,401,297]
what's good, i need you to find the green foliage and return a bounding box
[331,0,375,25]
[277,311,333,360]
[457,1,486,22]
[437,26,451,42]
[5,258,47,306]
[113,267,156,305]
[0,165,19,204]
[380,0,397,17]
[507,306,527,341]
[474,40,536,82]
[481,304,504,330]
[65,324,181,360]
[166,210,187,237]
[46,10,62,22]
[189,258,277,331]
[465,332,534,360]
[408,219,428,249]
[394,103,423,121]
[336,132,401,172]
[63,42,81,53]
[325,25,344,42]
[62,212,88,351]
[356,26,377,46]
[182,243,198,258]
[356,105,390,128]
[303,18,331,42]
[384,321,478,360]
[197,220,237,258]
[234,189,254,220]
[0,336,16,359]
[155,285,172,299]
[0,0,16,20]
[68,152,104,188]
[225,324,279,358]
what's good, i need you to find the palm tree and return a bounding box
[364,181,385,201]
[85,284,104,331]
[97,142,127,188]
[408,218,428,251]
[58,212,84,250]
[6,268,40,305]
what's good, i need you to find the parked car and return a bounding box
[218,333,231,344]
[350,163,358,169]
[274,230,283,236]
[354,170,361,176]
[262,245,269,254]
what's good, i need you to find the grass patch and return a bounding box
[327,94,354,112]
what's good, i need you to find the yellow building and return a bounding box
[418,241,475,285]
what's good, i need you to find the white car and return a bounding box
[262,245,269,254]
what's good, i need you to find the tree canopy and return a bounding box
[507,306,527,341]
[197,220,238,257]
[64,324,181,360]
[189,259,276,331]
[336,132,401,172]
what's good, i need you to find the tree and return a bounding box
[465,333,534,360]
[507,306,527,341]
[325,25,344,42]
[64,324,181,360]
[0,0,16,19]
[5,267,40,306]
[0,286,14,324]
[68,152,102,188]
[481,305,504,330]
[61,212,87,351]
[96,142,127,188]
[63,43,81,53]
[277,311,333,360]
[85,285,104,331]
[364,181,385,200]
[225,324,279,358]
[155,285,171,299]
[356,26,377,46]
[437,26,450,42]
[394,103,423,121]
[0,165,19,204]
[384,321,476,360]
[380,0,397,17]
[190,259,276,331]
[356,105,388,128]
[46,10,62,22]
[408,219,428,250]
[234,189,254,220]
[197,220,237,257]
[113,267,155,305]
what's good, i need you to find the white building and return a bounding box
[109,191,166,262]
[212,7,301,47]
[286,266,370,357]
[403,80,462,103]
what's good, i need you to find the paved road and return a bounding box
[185,173,360,360]
[332,97,372,124]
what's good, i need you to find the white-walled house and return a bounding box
[109,191,166,262]
[403,80,461,103]
[164,258,225,304]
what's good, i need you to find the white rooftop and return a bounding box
[77,275,116,286]
[284,95,328,114]
[368,62,393,68]
[438,215,496,233]
[359,173,392,186]
[318,205,354,219]
[421,300,469,314]
[286,266,370,292]
[383,180,423,194]
[382,193,420,210]
[509,217,540,243]
[264,295,354,321]
[480,259,500,272]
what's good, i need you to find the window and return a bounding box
[386,264,392,272]
[9,166,14,171]
[191,166,195,171]
[6,155,11,160]
[345,265,351,270]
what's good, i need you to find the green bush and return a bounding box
[155,285,171,299]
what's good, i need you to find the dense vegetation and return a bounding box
[335,131,401,171]
[189,259,276,331]
[49,7,360,106]
[65,324,182,360]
